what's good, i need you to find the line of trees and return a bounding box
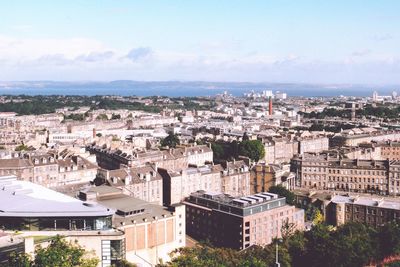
[301,104,400,121]
[159,220,400,267]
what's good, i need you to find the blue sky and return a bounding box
[0,0,399,84]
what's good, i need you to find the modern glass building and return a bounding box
[0,175,124,267]
[0,175,114,231]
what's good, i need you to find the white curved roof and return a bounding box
[0,176,113,217]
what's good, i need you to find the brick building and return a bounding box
[184,191,304,249]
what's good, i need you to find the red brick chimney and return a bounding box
[268,97,273,115]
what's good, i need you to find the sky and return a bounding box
[0,0,400,84]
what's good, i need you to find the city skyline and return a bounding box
[1,1,400,84]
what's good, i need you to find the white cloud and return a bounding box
[0,34,400,84]
[125,47,153,61]
[10,25,33,32]
[0,35,108,61]
[372,33,393,42]
[351,49,371,57]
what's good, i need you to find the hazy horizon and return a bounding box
[0,80,398,97]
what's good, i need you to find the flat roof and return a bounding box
[0,176,113,217]
[97,194,174,225]
[331,195,400,210]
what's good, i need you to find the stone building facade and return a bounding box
[251,163,295,194]
[98,165,163,205]
[87,145,213,171]
[159,160,251,206]
[329,195,400,227]
[0,152,97,188]
[291,152,400,196]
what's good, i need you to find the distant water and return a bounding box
[0,81,397,97]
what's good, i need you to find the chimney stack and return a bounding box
[268,97,273,115]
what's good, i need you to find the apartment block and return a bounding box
[329,195,400,227]
[97,165,163,205]
[291,152,400,196]
[380,141,400,160]
[159,165,221,206]
[184,191,304,249]
[159,160,250,206]
[263,137,298,164]
[251,163,295,194]
[330,130,400,147]
[220,160,251,197]
[0,153,97,188]
[87,145,213,171]
[297,136,329,154]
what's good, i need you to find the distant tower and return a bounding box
[268,97,273,115]
[392,91,398,100]
[372,91,378,101]
[351,106,356,121]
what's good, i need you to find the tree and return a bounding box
[35,236,99,267]
[211,143,224,160]
[96,113,108,120]
[286,231,307,266]
[8,252,32,267]
[281,219,296,239]
[238,140,265,162]
[159,243,292,267]
[311,209,324,225]
[15,144,29,151]
[268,185,295,205]
[8,236,99,267]
[111,113,121,120]
[376,221,400,260]
[161,132,180,148]
[63,113,85,121]
[242,132,250,141]
[328,222,376,267]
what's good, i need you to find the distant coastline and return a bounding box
[1,81,398,97]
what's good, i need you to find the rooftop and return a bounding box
[331,194,400,210]
[188,190,283,209]
[0,175,113,218]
